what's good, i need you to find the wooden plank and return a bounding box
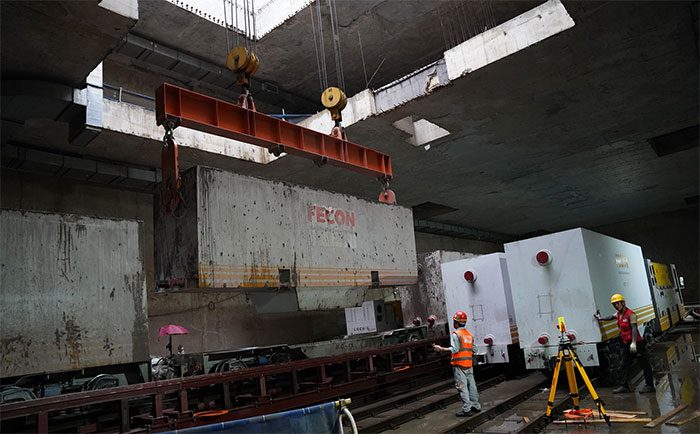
[606,409,647,415]
[554,418,652,424]
[666,410,700,427]
[644,404,688,428]
[605,412,640,419]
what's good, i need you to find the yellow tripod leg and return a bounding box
[564,351,580,409]
[572,352,611,426]
[545,351,564,418]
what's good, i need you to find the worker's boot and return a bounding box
[612,385,631,394]
[639,385,656,393]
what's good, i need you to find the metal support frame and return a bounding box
[2,338,447,432]
[155,83,393,179]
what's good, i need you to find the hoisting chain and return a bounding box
[161,121,185,217]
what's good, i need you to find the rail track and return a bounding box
[346,371,579,433]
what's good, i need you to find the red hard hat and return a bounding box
[453,311,468,324]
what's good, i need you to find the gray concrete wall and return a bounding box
[1,170,347,359]
[148,292,346,357]
[1,210,148,376]
[414,231,502,255]
[594,207,699,304]
[1,170,156,289]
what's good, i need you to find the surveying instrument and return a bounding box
[545,317,611,426]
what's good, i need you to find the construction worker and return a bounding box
[595,293,655,394]
[432,311,481,417]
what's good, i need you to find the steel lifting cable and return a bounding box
[310,4,325,93]
[328,0,345,91]
[251,0,257,53]
[317,1,328,90]
[311,0,329,91]
[241,0,247,50]
[233,0,239,46]
[222,0,231,53]
[248,0,253,50]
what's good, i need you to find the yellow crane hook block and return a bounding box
[321,87,347,122]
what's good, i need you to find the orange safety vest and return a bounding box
[451,328,474,368]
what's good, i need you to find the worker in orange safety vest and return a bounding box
[432,311,481,417]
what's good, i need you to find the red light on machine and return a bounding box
[566,332,576,341]
[483,337,494,346]
[536,249,552,266]
[538,334,549,345]
[464,270,477,283]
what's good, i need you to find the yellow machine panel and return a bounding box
[651,262,672,288]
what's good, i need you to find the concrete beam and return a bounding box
[414,219,513,244]
[1,64,104,147]
[102,99,274,165]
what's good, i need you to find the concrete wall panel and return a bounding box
[155,167,417,310]
[0,210,148,377]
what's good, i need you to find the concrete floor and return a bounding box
[544,325,700,433]
[396,323,699,433]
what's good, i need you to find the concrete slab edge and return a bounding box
[300,0,574,133]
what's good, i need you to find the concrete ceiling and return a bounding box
[0,1,137,88]
[211,1,700,235]
[1,1,698,238]
[124,0,537,112]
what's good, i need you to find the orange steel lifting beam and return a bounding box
[155,83,393,179]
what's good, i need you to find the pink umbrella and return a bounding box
[159,324,189,336]
[159,325,189,356]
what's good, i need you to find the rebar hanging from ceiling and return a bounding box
[440,0,499,50]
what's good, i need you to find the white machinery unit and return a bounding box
[344,301,401,336]
[155,166,417,312]
[505,228,654,369]
[646,259,685,331]
[441,253,517,364]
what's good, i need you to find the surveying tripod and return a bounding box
[545,317,611,426]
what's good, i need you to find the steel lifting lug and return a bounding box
[314,156,328,167]
[378,177,396,205]
[330,123,346,141]
[269,145,285,157]
[237,88,257,111]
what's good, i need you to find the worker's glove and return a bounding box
[629,342,637,354]
[594,310,602,321]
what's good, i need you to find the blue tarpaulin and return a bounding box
[163,401,343,434]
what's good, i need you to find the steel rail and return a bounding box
[1,337,447,427]
[155,83,393,179]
